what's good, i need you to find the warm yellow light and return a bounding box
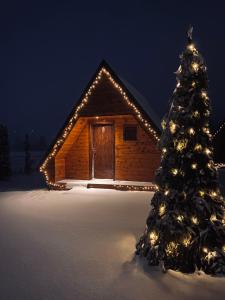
[177,215,184,222]
[191,216,199,225]
[192,110,200,117]
[223,245,225,252]
[171,168,178,176]
[194,144,202,151]
[204,148,211,155]
[191,163,197,169]
[165,241,178,256]
[169,121,177,134]
[161,119,167,130]
[159,204,166,216]
[187,44,195,51]
[192,81,196,87]
[176,139,187,152]
[210,191,217,198]
[164,190,169,196]
[188,128,195,135]
[149,231,159,246]
[203,247,208,253]
[201,91,208,99]
[162,148,167,154]
[210,214,217,222]
[199,190,205,197]
[183,235,191,247]
[192,62,199,71]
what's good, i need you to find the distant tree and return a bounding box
[24,134,32,174]
[0,124,11,179]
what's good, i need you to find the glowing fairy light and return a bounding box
[191,163,197,170]
[165,242,178,257]
[192,62,199,72]
[192,110,200,117]
[171,168,178,176]
[176,139,188,152]
[199,190,205,197]
[183,235,191,247]
[169,121,177,134]
[194,144,202,152]
[187,43,195,51]
[210,214,217,222]
[188,128,195,135]
[191,216,199,225]
[204,148,211,155]
[177,215,184,222]
[149,231,159,246]
[159,204,166,216]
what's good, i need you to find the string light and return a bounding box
[165,242,178,257]
[162,148,167,154]
[171,168,178,176]
[169,121,177,134]
[159,204,166,216]
[164,190,169,196]
[161,119,167,130]
[191,216,199,225]
[187,43,196,51]
[177,215,184,222]
[194,144,202,152]
[210,191,217,198]
[192,62,199,72]
[149,231,159,246]
[40,67,160,189]
[199,190,205,197]
[201,91,208,100]
[192,110,200,118]
[176,139,188,152]
[183,235,191,247]
[188,128,195,135]
[191,163,198,170]
[204,148,211,155]
[210,214,217,222]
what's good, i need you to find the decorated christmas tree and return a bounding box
[136,28,225,274]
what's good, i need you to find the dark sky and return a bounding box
[2,0,225,142]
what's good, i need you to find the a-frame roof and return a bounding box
[40,60,161,170]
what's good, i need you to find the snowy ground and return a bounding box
[0,174,225,300]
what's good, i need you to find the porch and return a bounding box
[57,178,157,191]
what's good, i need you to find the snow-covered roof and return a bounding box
[117,74,161,130]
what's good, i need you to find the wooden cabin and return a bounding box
[40,61,161,190]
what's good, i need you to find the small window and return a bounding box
[123,125,137,141]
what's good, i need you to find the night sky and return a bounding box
[2,0,225,143]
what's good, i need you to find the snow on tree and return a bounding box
[0,124,11,179]
[136,28,225,275]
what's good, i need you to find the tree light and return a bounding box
[188,128,195,135]
[191,216,199,225]
[192,62,199,72]
[149,231,159,246]
[191,163,197,169]
[159,204,166,216]
[169,121,177,134]
[171,168,178,176]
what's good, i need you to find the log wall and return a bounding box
[54,115,160,182]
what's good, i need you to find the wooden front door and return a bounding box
[92,124,114,179]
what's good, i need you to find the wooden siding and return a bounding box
[65,124,90,180]
[53,115,160,182]
[79,74,133,117]
[114,115,160,182]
